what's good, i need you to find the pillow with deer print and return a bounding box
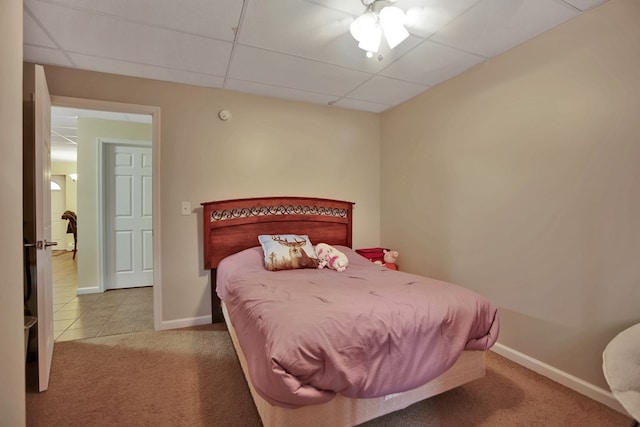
[258,234,320,271]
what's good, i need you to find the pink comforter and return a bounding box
[217,246,499,408]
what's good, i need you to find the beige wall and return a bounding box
[1,0,26,424]
[381,0,640,392]
[11,0,637,415]
[51,161,78,216]
[75,118,152,292]
[39,66,381,323]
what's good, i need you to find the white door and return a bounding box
[23,65,55,391]
[104,143,153,289]
[50,175,67,251]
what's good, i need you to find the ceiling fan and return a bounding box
[349,0,409,58]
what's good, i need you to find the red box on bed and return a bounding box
[355,247,388,264]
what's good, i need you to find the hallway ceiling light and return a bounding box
[350,0,409,57]
[51,181,61,191]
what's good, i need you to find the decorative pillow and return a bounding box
[258,234,320,271]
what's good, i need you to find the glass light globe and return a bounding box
[350,12,377,42]
[358,24,381,53]
[379,6,409,49]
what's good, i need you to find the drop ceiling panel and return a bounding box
[54,107,151,123]
[226,79,337,106]
[306,0,366,16]
[51,113,77,129]
[432,0,580,57]
[348,76,429,105]
[564,0,608,11]
[239,0,353,49]
[402,0,482,38]
[381,40,485,86]
[50,131,76,144]
[70,53,226,88]
[38,0,243,40]
[24,45,73,67]
[228,45,372,97]
[23,10,57,48]
[27,0,233,75]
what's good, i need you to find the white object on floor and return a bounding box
[603,322,640,423]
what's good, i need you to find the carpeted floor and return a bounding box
[26,324,631,426]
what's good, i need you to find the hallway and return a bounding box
[52,251,153,341]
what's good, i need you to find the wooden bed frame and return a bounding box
[201,196,486,426]
[202,196,354,322]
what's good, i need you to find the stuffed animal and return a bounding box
[383,249,399,270]
[315,243,349,272]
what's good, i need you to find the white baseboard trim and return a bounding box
[491,342,627,416]
[156,315,212,331]
[76,286,100,295]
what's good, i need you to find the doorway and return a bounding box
[102,139,153,291]
[49,97,162,341]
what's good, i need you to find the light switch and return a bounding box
[181,202,191,215]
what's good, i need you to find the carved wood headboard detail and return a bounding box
[201,196,354,270]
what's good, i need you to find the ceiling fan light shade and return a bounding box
[357,25,381,53]
[350,2,409,55]
[379,6,409,49]
[349,12,377,42]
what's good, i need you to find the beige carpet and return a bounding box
[26,324,631,426]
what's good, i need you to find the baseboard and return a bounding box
[491,342,627,416]
[76,286,100,295]
[156,315,212,331]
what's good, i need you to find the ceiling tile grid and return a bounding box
[45,0,243,40]
[69,53,227,88]
[430,0,581,57]
[24,0,609,113]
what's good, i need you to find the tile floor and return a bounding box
[52,250,154,342]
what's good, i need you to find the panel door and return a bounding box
[105,143,153,289]
[23,64,55,391]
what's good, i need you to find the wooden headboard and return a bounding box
[201,196,354,322]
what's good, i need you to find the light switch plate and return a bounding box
[181,202,191,215]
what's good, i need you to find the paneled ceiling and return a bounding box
[26,0,607,161]
[50,107,151,162]
[25,0,607,114]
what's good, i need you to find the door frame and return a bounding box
[51,96,162,330]
[99,137,153,292]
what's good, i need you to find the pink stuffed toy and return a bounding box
[383,249,399,270]
[315,243,349,272]
[374,249,399,270]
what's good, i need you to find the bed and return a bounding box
[201,196,499,426]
